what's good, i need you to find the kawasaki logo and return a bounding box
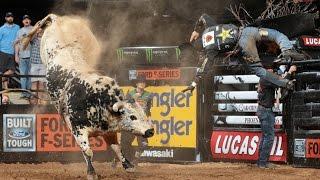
[146,48,153,63]
[116,48,124,61]
[140,149,174,158]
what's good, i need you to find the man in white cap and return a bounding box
[15,14,33,99]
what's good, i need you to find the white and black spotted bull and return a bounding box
[25,14,154,179]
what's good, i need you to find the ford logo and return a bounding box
[8,128,31,139]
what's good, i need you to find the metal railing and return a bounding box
[0,74,47,105]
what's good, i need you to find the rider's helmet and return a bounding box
[202,24,239,52]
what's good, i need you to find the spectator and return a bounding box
[15,15,33,99]
[121,75,152,166]
[0,12,20,89]
[30,27,46,104]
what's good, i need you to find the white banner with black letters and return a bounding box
[213,115,283,125]
[216,103,282,113]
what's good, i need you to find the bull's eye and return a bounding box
[130,115,137,121]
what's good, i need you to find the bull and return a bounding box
[24,14,154,180]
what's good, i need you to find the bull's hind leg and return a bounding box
[74,129,98,180]
[103,133,135,172]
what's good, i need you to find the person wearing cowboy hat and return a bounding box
[15,14,33,99]
[117,74,152,167]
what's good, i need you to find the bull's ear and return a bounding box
[112,102,125,112]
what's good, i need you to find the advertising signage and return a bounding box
[3,114,36,152]
[211,131,287,162]
[36,114,107,152]
[122,86,197,161]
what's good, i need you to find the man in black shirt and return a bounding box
[257,64,296,168]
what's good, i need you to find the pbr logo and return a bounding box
[3,114,36,152]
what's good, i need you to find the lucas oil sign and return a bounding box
[3,114,36,152]
[210,131,287,162]
[122,86,197,148]
[36,114,107,152]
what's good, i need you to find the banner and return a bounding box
[294,138,320,159]
[122,86,197,148]
[306,139,320,158]
[36,114,107,152]
[117,46,181,64]
[215,103,282,113]
[139,147,196,162]
[128,69,180,80]
[3,114,36,152]
[294,139,306,158]
[213,116,283,125]
[210,131,287,162]
[301,36,320,47]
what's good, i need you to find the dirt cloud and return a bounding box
[45,0,268,75]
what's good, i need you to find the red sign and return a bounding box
[306,139,320,158]
[210,131,287,162]
[302,36,320,47]
[37,114,107,152]
[136,69,180,80]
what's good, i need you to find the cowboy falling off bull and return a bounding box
[182,13,305,95]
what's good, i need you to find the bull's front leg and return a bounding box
[103,134,135,172]
[74,128,98,180]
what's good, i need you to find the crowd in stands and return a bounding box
[0,12,46,105]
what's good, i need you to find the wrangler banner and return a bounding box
[210,131,287,162]
[36,114,107,152]
[122,86,197,148]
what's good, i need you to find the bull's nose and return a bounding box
[144,128,154,138]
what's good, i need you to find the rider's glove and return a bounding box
[181,81,197,93]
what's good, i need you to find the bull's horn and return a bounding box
[112,102,125,112]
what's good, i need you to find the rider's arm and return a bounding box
[194,13,217,33]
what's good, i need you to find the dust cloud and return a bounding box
[44,0,267,75]
[47,0,193,75]
[47,15,102,71]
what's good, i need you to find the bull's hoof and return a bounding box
[122,158,134,169]
[87,174,99,180]
[125,167,135,173]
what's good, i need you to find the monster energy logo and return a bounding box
[175,48,181,61]
[117,48,124,61]
[146,48,153,63]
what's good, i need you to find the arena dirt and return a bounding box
[0,162,319,180]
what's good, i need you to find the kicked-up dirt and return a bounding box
[0,162,319,180]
